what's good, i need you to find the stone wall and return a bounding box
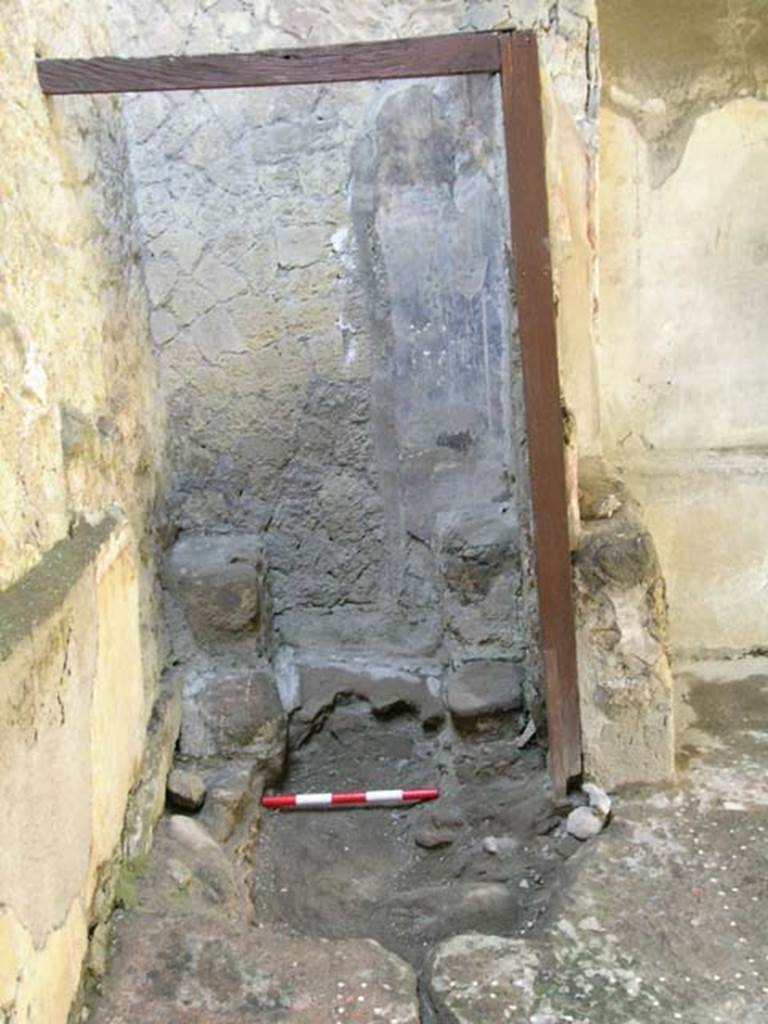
[0,3,166,1020]
[597,0,768,656]
[574,460,675,788]
[107,0,599,711]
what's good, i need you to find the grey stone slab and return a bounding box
[445,661,524,723]
[89,915,419,1024]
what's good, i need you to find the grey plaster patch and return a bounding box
[0,513,117,663]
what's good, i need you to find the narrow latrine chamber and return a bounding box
[9,4,768,1020]
[117,70,578,982]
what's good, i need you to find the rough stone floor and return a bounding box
[84,657,768,1023]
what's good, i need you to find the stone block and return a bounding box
[288,660,444,746]
[444,661,524,726]
[121,815,249,925]
[577,517,658,591]
[197,761,254,844]
[180,667,286,775]
[88,915,419,1024]
[426,932,541,1023]
[574,474,675,788]
[436,505,526,659]
[165,533,272,653]
[438,505,521,604]
[167,768,207,813]
[120,669,183,862]
[578,456,630,522]
[414,826,455,849]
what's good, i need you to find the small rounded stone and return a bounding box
[167,768,207,812]
[566,805,605,841]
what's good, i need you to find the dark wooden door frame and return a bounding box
[38,30,582,796]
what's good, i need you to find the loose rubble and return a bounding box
[566,804,605,840]
[566,783,612,840]
[167,768,207,812]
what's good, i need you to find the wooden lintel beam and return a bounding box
[37,32,502,96]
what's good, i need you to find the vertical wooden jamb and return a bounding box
[498,31,581,797]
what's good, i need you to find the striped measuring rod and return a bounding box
[261,788,439,810]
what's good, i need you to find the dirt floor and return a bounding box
[85,656,768,1023]
[251,699,569,967]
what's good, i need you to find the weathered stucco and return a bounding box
[0,2,166,1019]
[597,1,768,656]
[600,0,768,186]
[0,522,138,1020]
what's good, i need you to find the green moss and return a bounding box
[114,854,149,911]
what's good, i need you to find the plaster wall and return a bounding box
[0,2,165,1018]
[0,521,145,1023]
[597,0,768,655]
[107,0,600,702]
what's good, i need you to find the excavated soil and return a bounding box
[251,699,575,968]
[85,658,588,1022]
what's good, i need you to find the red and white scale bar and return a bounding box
[261,788,439,810]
